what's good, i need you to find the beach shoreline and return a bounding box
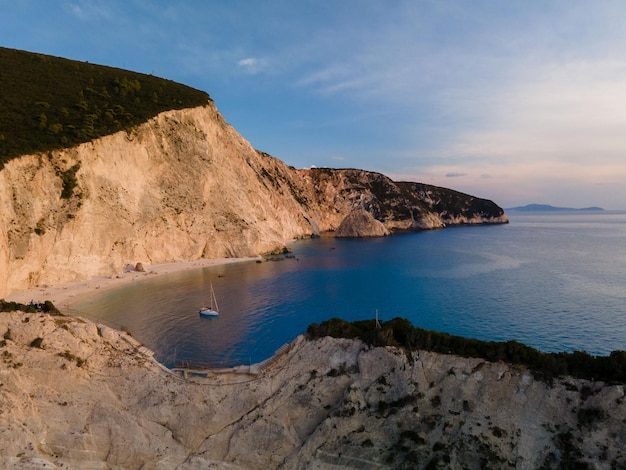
[5,257,261,310]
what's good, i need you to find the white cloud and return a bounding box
[65,1,113,20]
[381,51,626,209]
[237,57,267,75]
[48,1,626,209]
[238,58,257,67]
[253,2,626,208]
[440,58,626,168]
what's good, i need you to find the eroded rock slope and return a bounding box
[0,311,623,469]
[0,103,506,297]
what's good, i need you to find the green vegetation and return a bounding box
[399,181,506,219]
[58,350,85,367]
[0,299,61,315]
[307,317,626,384]
[0,47,211,166]
[577,407,606,429]
[541,431,587,469]
[57,162,81,199]
[29,337,44,349]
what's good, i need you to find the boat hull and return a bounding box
[199,308,219,317]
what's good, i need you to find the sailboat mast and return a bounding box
[211,283,219,312]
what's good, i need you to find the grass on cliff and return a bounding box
[307,317,626,384]
[0,47,211,166]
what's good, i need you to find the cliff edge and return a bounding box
[0,311,622,469]
[0,48,508,297]
[0,102,507,297]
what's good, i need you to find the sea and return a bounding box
[74,211,626,368]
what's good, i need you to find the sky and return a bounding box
[2,1,626,209]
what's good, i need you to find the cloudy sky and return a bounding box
[2,1,626,209]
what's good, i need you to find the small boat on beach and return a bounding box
[199,283,219,317]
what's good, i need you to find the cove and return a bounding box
[75,212,626,367]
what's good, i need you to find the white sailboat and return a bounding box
[199,283,219,317]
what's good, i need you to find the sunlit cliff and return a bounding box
[0,101,506,298]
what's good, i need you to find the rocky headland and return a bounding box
[0,101,506,298]
[0,310,624,469]
[10,49,617,470]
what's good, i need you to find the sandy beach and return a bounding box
[5,257,261,310]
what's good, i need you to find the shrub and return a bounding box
[577,407,606,429]
[42,301,61,315]
[361,438,374,447]
[0,299,60,314]
[58,350,86,367]
[432,441,446,452]
[0,47,210,164]
[57,162,81,199]
[307,317,626,384]
[400,430,424,445]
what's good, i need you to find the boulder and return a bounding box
[335,209,390,238]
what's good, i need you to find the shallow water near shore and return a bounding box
[75,211,626,368]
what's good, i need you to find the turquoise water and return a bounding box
[75,212,626,367]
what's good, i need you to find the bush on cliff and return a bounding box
[0,299,61,315]
[0,47,210,166]
[307,317,626,384]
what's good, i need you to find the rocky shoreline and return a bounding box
[0,310,623,469]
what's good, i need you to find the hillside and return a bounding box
[2,50,622,469]
[0,309,623,469]
[0,121,507,298]
[0,47,210,164]
[507,204,605,212]
[0,49,507,298]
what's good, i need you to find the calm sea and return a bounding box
[75,211,626,368]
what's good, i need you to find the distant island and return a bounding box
[506,204,605,212]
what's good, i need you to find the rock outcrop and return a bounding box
[335,209,390,238]
[0,311,623,469]
[0,103,507,298]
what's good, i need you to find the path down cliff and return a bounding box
[0,311,623,469]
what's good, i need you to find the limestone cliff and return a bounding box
[299,168,508,231]
[0,311,623,469]
[0,103,506,297]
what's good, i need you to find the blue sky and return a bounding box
[2,1,626,209]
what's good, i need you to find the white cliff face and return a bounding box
[0,104,319,297]
[0,103,507,298]
[0,311,623,469]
